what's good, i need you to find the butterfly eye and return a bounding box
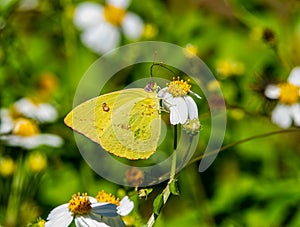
[102,103,110,112]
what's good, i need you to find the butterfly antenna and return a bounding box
[150,63,177,78]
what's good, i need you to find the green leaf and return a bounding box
[153,194,164,216]
[170,179,180,196]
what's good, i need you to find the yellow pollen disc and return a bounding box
[12,118,39,136]
[68,193,91,215]
[167,76,191,97]
[279,82,299,105]
[103,4,126,27]
[96,190,120,206]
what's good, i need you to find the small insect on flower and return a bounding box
[158,76,201,133]
[264,67,300,128]
[73,0,144,55]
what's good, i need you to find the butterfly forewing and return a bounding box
[64,88,161,160]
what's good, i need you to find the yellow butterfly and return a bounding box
[64,81,161,160]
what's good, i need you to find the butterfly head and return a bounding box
[144,81,157,93]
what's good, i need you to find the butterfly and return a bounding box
[64,81,161,160]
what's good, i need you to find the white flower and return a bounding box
[14,97,58,123]
[158,77,200,128]
[45,193,134,227]
[0,117,63,149]
[73,0,144,55]
[264,67,300,128]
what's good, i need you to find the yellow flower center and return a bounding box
[96,190,120,206]
[103,4,126,27]
[167,77,191,97]
[68,193,91,215]
[279,82,299,105]
[12,118,39,136]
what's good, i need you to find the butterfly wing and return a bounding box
[64,88,161,159]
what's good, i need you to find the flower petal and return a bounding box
[92,203,118,217]
[290,104,300,126]
[264,85,280,99]
[75,216,109,227]
[107,0,130,9]
[117,196,134,216]
[184,96,198,120]
[157,87,171,100]
[45,204,73,227]
[81,24,120,55]
[101,216,126,227]
[74,2,104,30]
[1,134,63,149]
[121,12,144,39]
[173,97,188,124]
[288,66,300,87]
[35,103,58,122]
[0,109,14,133]
[271,104,292,128]
[13,98,58,123]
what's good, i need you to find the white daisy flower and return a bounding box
[73,0,144,55]
[158,77,201,133]
[0,117,63,149]
[264,67,300,128]
[45,192,134,227]
[13,97,58,123]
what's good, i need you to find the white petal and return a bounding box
[290,104,300,126]
[184,96,198,120]
[117,196,134,216]
[271,104,292,128]
[264,85,280,99]
[121,12,144,39]
[157,87,170,99]
[288,67,300,87]
[101,216,126,227]
[92,203,118,217]
[81,24,120,55]
[75,216,109,227]
[89,197,98,204]
[13,98,57,123]
[45,204,73,227]
[1,134,63,149]
[0,109,14,133]
[74,2,104,30]
[173,97,188,124]
[14,98,36,118]
[34,134,64,147]
[107,0,130,9]
[170,106,180,125]
[35,103,58,123]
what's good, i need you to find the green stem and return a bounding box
[5,155,24,227]
[147,125,178,227]
[189,128,300,165]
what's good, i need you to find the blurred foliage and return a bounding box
[1,0,300,226]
